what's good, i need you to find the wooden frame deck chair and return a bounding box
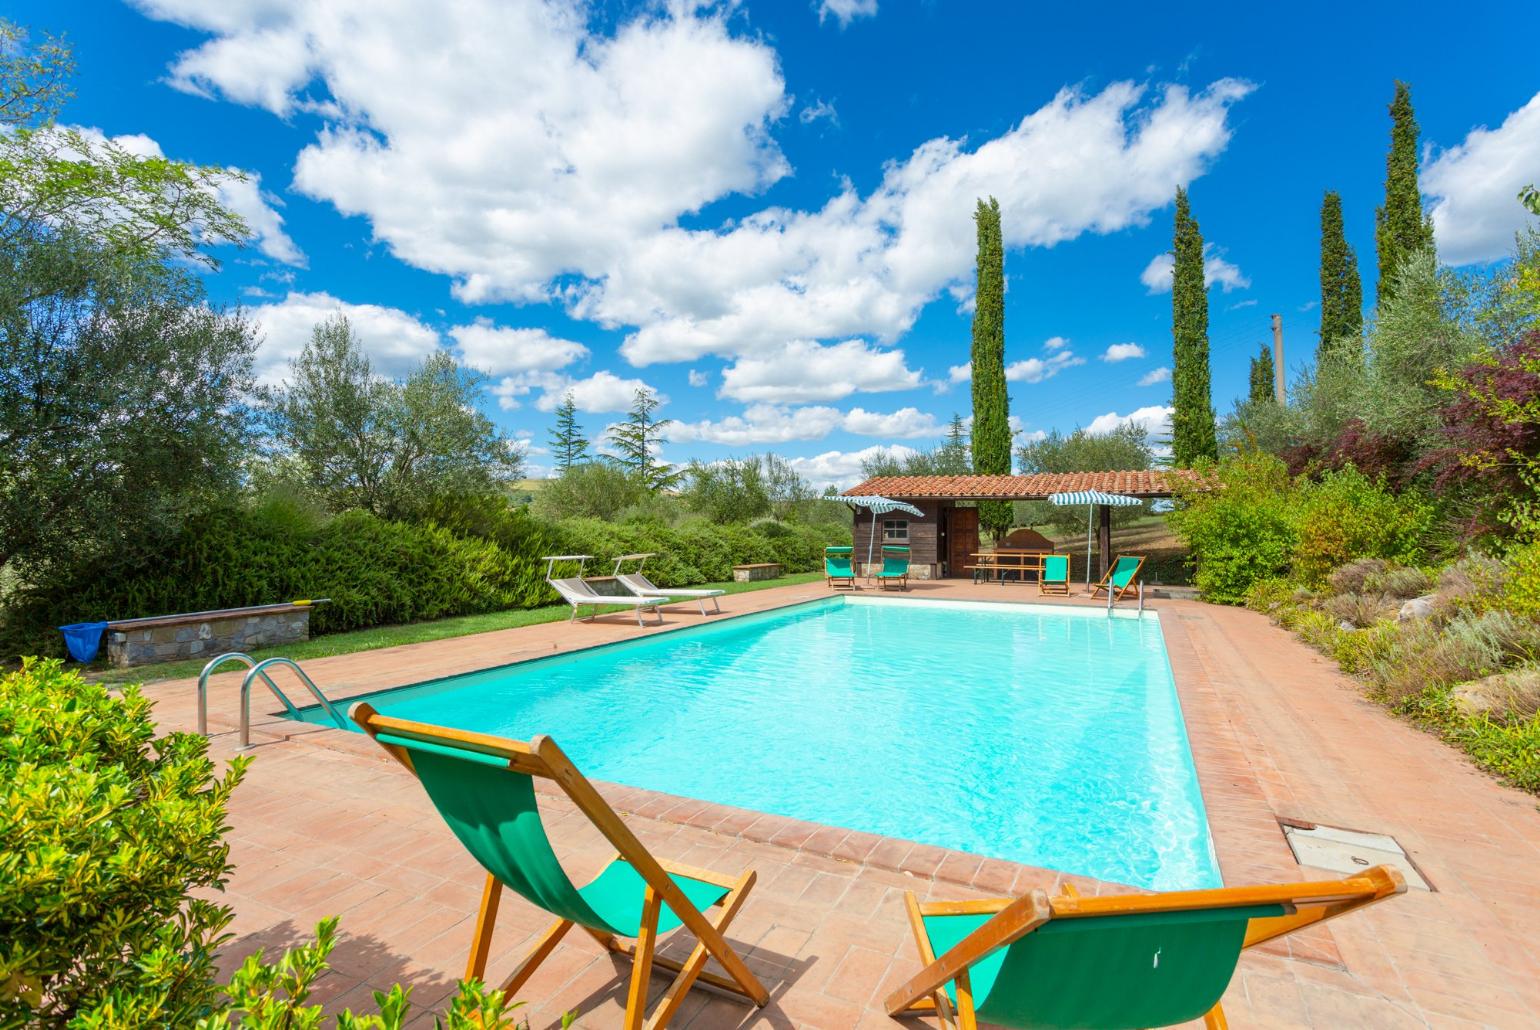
[1091,554,1147,603]
[825,546,857,589]
[1038,554,1070,596]
[876,545,911,591]
[351,704,769,1030]
[885,866,1405,1030]
[613,553,723,615]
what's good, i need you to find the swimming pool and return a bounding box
[294,596,1220,891]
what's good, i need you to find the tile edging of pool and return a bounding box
[292,720,1128,897]
[277,591,1162,721]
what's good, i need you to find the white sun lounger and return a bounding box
[544,556,665,627]
[612,553,724,615]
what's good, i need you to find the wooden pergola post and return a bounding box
[1097,504,1112,578]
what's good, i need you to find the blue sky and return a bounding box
[18,0,1540,484]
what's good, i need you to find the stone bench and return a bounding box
[106,603,316,668]
[732,563,782,583]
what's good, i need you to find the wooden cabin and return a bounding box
[839,471,1197,579]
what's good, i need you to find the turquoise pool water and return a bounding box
[296,596,1219,891]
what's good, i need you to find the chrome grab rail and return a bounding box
[196,653,297,735]
[239,657,347,748]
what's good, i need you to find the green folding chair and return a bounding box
[875,545,911,591]
[825,546,856,589]
[1039,554,1070,595]
[1092,554,1147,602]
[351,703,768,1030]
[886,868,1405,1030]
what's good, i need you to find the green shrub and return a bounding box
[1331,622,1402,675]
[1168,454,1297,604]
[0,659,247,1027]
[1502,539,1540,619]
[1321,591,1395,629]
[1398,687,1540,793]
[1291,467,1435,586]
[1243,577,1297,618]
[1367,610,1540,702]
[1367,565,1433,600]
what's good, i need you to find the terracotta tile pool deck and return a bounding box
[144,580,1540,1028]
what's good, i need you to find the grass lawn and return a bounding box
[89,571,827,685]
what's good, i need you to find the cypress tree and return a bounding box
[1318,191,1363,363]
[548,391,589,473]
[1170,187,1217,466]
[969,196,1012,538]
[606,388,681,490]
[1375,81,1435,306]
[1248,343,1275,404]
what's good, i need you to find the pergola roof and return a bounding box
[843,470,1201,501]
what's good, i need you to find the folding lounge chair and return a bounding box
[612,553,723,615]
[886,866,1405,1030]
[544,554,664,627]
[875,545,910,591]
[825,546,857,589]
[1038,554,1070,596]
[351,704,769,1030]
[1092,553,1147,603]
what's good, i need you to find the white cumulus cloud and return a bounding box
[817,0,878,27]
[1005,350,1085,383]
[1138,366,1172,386]
[1085,404,1173,438]
[718,339,922,403]
[1139,246,1249,294]
[1425,92,1540,265]
[448,321,588,376]
[1101,342,1145,362]
[248,290,441,384]
[529,370,660,414]
[786,444,918,490]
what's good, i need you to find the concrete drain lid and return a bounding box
[1281,821,1431,891]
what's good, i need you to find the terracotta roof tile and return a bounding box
[841,470,1202,499]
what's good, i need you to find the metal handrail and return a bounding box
[239,657,348,748]
[196,653,288,734]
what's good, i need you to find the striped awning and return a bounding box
[833,495,925,517]
[1047,490,1143,507]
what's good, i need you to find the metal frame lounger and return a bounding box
[351,705,769,1030]
[544,555,664,627]
[612,553,724,615]
[886,867,1405,1030]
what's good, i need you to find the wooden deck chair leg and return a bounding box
[643,868,756,1030]
[623,887,664,1030]
[465,873,504,981]
[895,891,957,1030]
[1204,1001,1229,1028]
[499,916,575,997]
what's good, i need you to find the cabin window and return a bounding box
[882,519,909,541]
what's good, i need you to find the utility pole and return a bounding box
[1270,313,1285,404]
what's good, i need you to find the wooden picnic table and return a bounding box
[962,548,1059,584]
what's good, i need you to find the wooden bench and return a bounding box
[732,562,782,583]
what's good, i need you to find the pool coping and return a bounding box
[239,588,1310,937]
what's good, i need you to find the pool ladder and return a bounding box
[197,653,348,749]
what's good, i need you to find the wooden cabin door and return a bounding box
[946,507,978,577]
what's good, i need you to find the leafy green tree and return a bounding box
[547,392,589,473]
[1375,81,1435,307]
[265,316,520,517]
[1318,190,1364,362]
[1016,424,1154,531]
[0,20,72,127]
[606,388,681,490]
[936,413,972,474]
[1249,342,1276,404]
[970,197,1012,538]
[1170,187,1217,465]
[531,462,648,522]
[686,454,815,524]
[0,240,258,580]
[1522,184,1540,217]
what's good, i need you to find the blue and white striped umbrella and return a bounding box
[1049,490,1143,588]
[835,495,925,580]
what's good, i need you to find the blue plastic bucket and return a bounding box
[59,622,109,663]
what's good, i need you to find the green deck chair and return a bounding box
[825,545,856,589]
[886,867,1405,1030]
[351,703,768,1030]
[1091,554,1147,602]
[876,545,911,591]
[1039,554,1070,596]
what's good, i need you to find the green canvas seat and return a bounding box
[355,706,768,1030]
[1039,554,1070,595]
[1092,554,1146,602]
[825,546,856,589]
[876,545,910,591]
[886,869,1405,1030]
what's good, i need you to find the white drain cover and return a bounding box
[1282,822,1430,891]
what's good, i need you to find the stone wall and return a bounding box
[107,606,313,668]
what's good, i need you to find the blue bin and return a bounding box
[59,622,109,663]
